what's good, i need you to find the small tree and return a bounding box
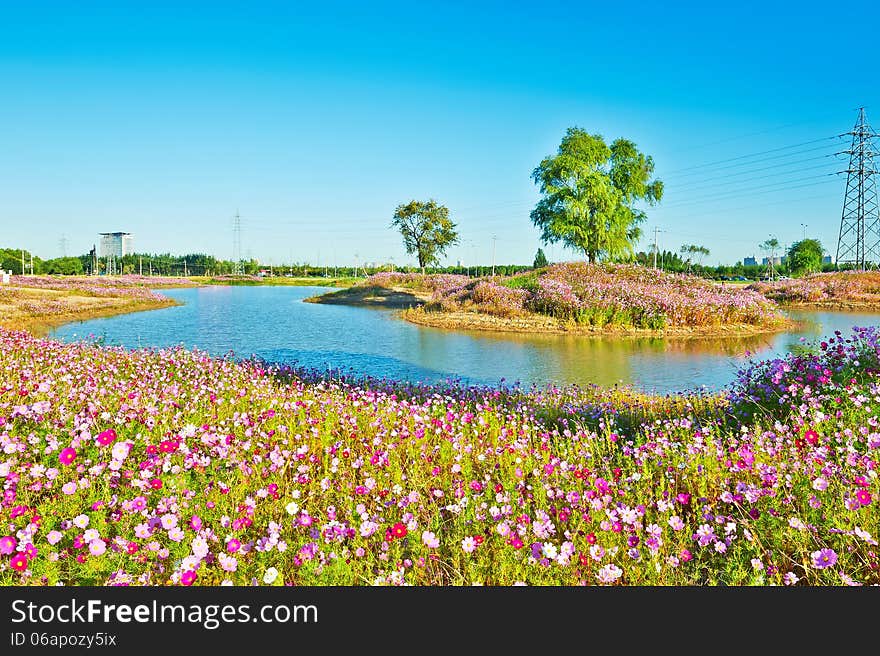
[533,248,548,268]
[679,244,710,273]
[760,237,780,280]
[787,238,823,276]
[391,200,459,273]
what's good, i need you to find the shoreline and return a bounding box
[775,300,880,312]
[0,283,180,336]
[400,306,798,339]
[305,285,431,308]
[4,298,180,337]
[306,286,797,338]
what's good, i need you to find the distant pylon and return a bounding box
[232,210,244,275]
[836,108,880,269]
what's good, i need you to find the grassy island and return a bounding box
[749,271,880,309]
[311,263,792,337]
[0,275,191,334]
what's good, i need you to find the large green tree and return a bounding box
[787,238,823,276]
[391,199,459,272]
[530,128,663,263]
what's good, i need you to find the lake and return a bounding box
[49,285,880,394]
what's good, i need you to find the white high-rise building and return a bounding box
[99,232,134,258]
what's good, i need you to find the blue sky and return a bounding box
[1,1,878,267]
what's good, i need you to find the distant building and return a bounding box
[99,232,133,258]
[762,256,784,266]
[822,255,832,264]
[743,256,757,266]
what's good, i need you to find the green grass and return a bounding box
[188,276,359,288]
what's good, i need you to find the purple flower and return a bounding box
[811,548,837,569]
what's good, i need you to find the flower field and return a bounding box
[0,276,181,333]
[1,324,878,586]
[749,271,880,307]
[364,263,785,330]
[7,274,194,297]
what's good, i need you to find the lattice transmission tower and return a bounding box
[836,108,880,269]
[232,210,244,275]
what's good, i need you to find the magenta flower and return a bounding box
[856,490,872,506]
[0,536,17,555]
[811,548,838,569]
[58,447,77,466]
[10,553,28,572]
[180,570,197,586]
[96,429,117,446]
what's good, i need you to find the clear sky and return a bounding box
[2,1,878,267]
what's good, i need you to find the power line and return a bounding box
[658,112,846,156]
[663,154,836,190]
[661,136,839,176]
[661,188,839,221]
[660,173,839,209]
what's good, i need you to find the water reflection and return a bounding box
[49,286,880,394]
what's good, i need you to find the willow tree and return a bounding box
[530,128,663,263]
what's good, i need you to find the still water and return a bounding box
[49,286,880,394]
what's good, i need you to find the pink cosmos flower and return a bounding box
[0,536,17,555]
[226,539,241,553]
[96,429,117,446]
[89,539,107,557]
[856,489,872,506]
[461,536,476,553]
[218,553,238,572]
[422,531,440,548]
[58,448,77,466]
[62,482,77,495]
[46,531,63,545]
[180,570,197,586]
[10,553,28,572]
[596,563,623,584]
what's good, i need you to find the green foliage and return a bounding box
[533,248,548,268]
[787,238,823,276]
[391,199,459,271]
[530,127,663,263]
[500,272,539,292]
[43,257,84,275]
[0,248,42,274]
